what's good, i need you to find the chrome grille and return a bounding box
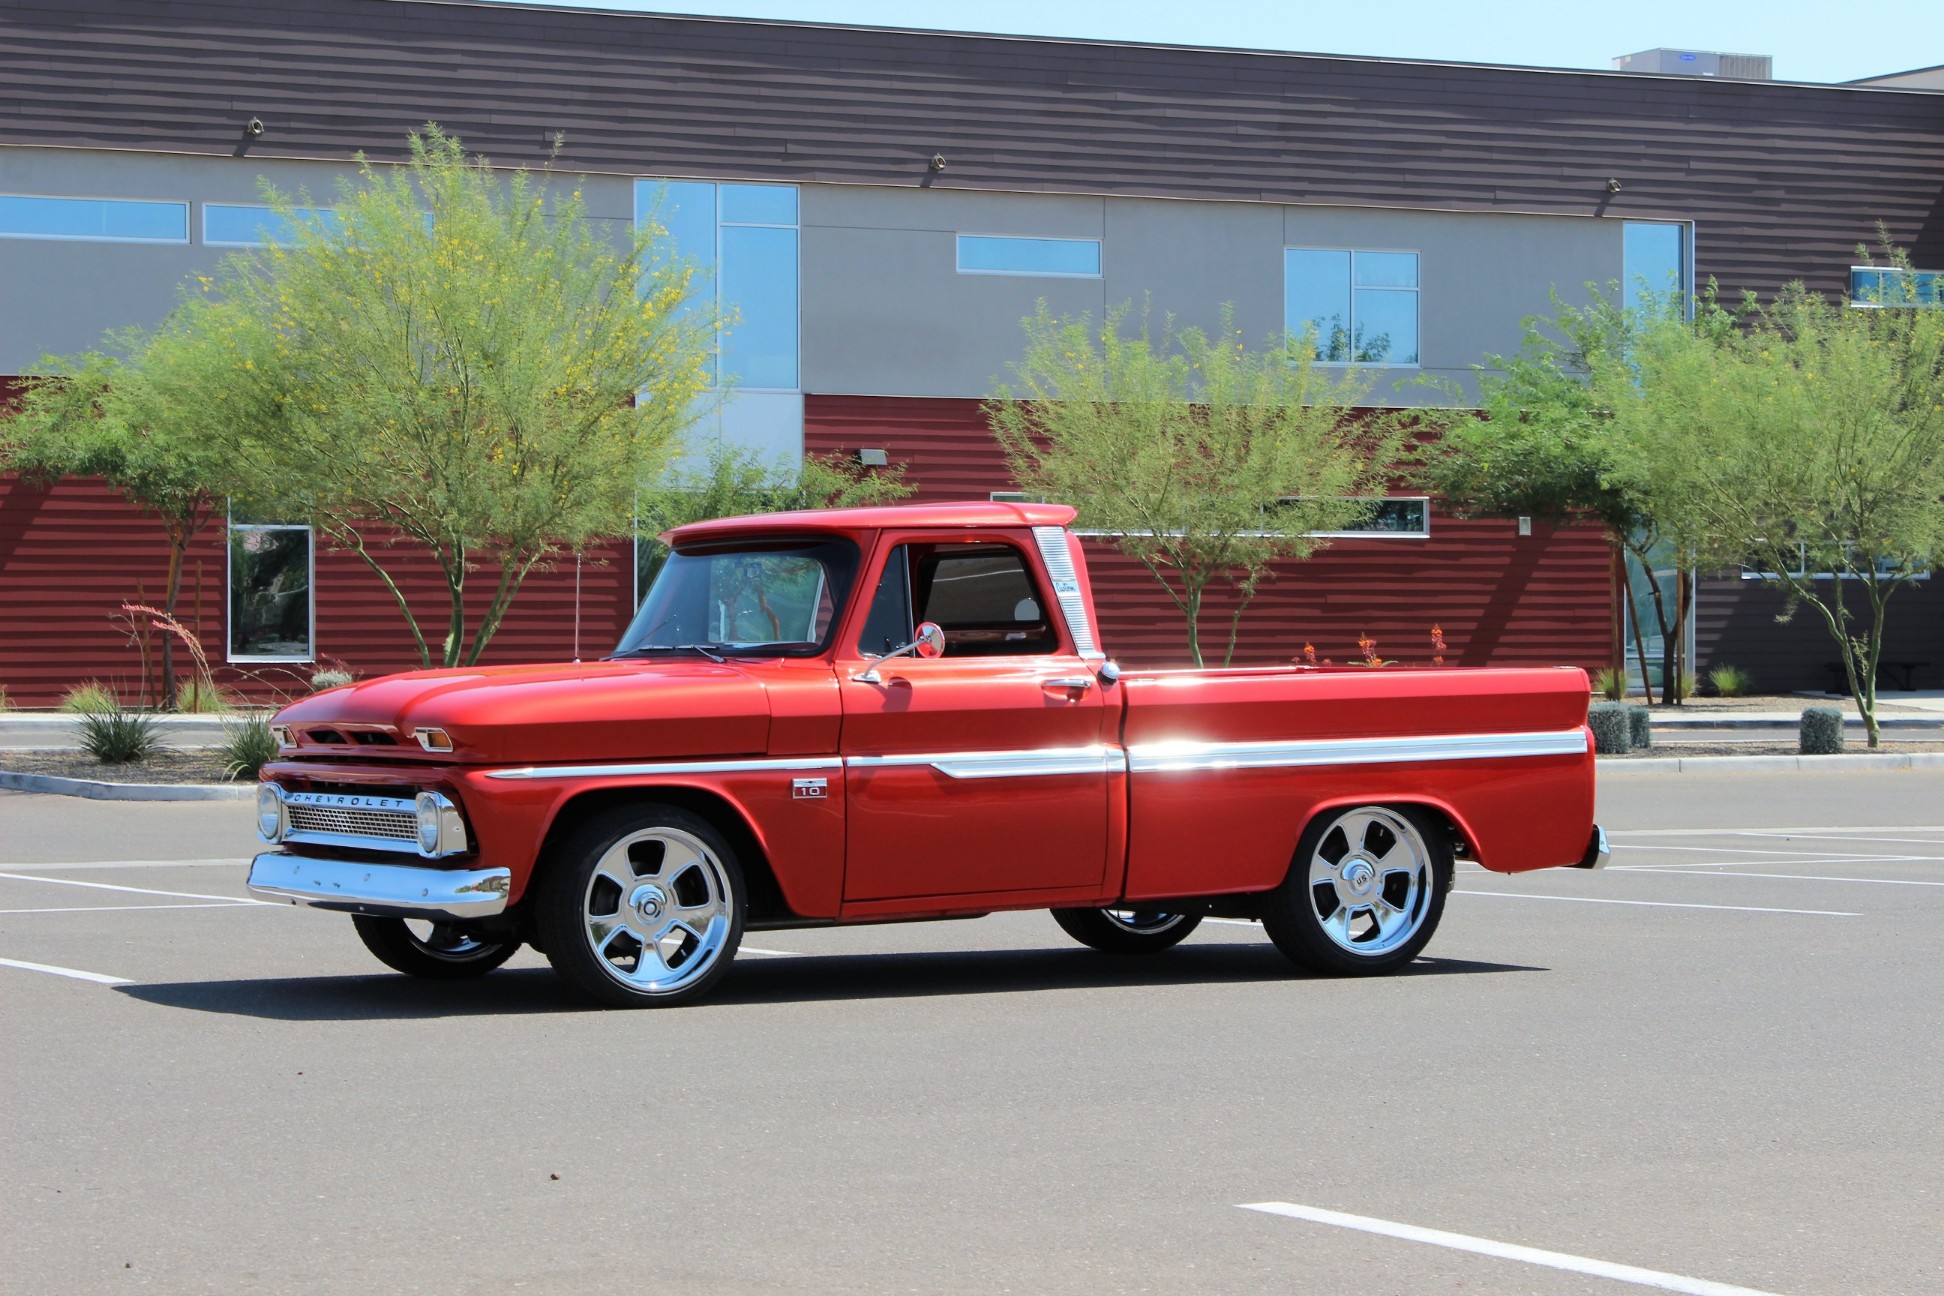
[287,802,417,842]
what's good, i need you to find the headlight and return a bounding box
[414,791,469,858]
[256,783,287,842]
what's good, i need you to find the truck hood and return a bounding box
[272,659,771,765]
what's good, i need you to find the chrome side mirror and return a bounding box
[854,621,945,682]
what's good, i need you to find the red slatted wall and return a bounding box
[805,394,1614,671]
[0,473,635,707]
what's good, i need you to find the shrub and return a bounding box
[60,681,119,714]
[218,715,279,781]
[1627,704,1652,749]
[1587,701,1632,755]
[310,669,354,692]
[1591,666,1628,701]
[79,710,165,764]
[1707,664,1752,698]
[1800,707,1846,755]
[173,675,235,714]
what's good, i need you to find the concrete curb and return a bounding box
[0,770,254,801]
[1601,752,1944,774]
[1648,714,1942,730]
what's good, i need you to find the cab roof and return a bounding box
[665,499,1078,545]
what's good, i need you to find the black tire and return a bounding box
[1051,906,1203,954]
[1260,804,1451,976]
[535,803,745,1008]
[351,915,521,980]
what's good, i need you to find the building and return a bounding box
[3,0,1941,704]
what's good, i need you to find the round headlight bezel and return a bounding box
[415,791,443,855]
[256,783,287,843]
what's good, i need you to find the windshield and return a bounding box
[613,538,858,658]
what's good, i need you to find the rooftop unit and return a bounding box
[1614,48,1774,80]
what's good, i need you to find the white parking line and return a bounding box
[0,957,131,985]
[1455,890,1859,917]
[1611,843,1925,858]
[1609,824,1944,837]
[1609,868,1944,887]
[1734,832,1944,847]
[738,947,800,958]
[0,872,275,905]
[0,902,259,914]
[1239,1201,1786,1296]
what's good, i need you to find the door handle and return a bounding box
[1043,676,1094,692]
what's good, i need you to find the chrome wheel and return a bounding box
[1052,905,1202,954]
[352,914,520,980]
[538,805,745,1007]
[1262,804,1450,975]
[582,826,734,993]
[1305,807,1433,955]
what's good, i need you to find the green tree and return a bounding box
[988,303,1402,667]
[632,441,913,593]
[203,126,715,667]
[5,336,243,705]
[1613,258,1944,746]
[1417,286,1704,703]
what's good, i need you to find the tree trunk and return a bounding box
[1183,581,1205,669]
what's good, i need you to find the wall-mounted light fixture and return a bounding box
[246,117,265,137]
[928,153,947,172]
[1605,177,1622,194]
[1517,516,1533,536]
[856,448,890,467]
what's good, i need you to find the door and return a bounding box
[839,535,1113,903]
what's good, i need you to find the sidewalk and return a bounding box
[0,713,240,751]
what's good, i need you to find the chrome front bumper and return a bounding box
[1573,823,1611,870]
[247,851,512,920]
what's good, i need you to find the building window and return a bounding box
[0,195,189,244]
[1623,222,1688,314]
[203,203,340,248]
[1850,266,1941,308]
[1301,497,1431,538]
[957,235,1102,278]
[1285,249,1419,365]
[636,179,799,391]
[228,521,314,662]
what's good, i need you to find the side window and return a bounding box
[913,545,1058,657]
[857,544,913,656]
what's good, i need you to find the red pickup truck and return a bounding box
[248,501,1605,1007]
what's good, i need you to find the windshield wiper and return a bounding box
[610,643,726,661]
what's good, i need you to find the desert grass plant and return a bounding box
[1591,666,1628,701]
[80,710,165,764]
[1586,701,1633,755]
[219,715,279,781]
[60,681,119,714]
[0,684,10,712]
[173,675,235,713]
[1800,706,1846,755]
[1706,664,1752,698]
[309,669,355,691]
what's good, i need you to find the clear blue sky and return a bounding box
[489,0,1940,85]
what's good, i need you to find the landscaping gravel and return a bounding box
[0,749,242,784]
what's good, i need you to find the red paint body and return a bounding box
[263,502,1597,925]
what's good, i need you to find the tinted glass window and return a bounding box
[1285,248,1418,365]
[721,224,799,390]
[617,539,855,657]
[204,203,340,247]
[720,183,798,226]
[229,526,313,661]
[1623,222,1685,313]
[912,545,1057,656]
[957,234,1101,276]
[0,195,188,243]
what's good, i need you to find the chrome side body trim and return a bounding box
[1127,728,1589,773]
[485,756,846,781]
[247,851,512,920]
[1032,525,1099,655]
[847,745,1117,780]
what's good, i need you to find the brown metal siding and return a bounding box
[1694,576,1944,693]
[804,394,1611,671]
[0,474,634,706]
[4,1,1941,300]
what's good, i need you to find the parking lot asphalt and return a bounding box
[3,768,1941,1295]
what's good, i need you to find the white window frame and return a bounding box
[0,193,190,245]
[996,492,1431,539]
[225,517,317,663]
[1847,264,1941,309]
[1284,246,1421,369]
[1739,543,1930,581]
[957,233,1104,279]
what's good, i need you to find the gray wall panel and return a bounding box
[1101,199,1284,346]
